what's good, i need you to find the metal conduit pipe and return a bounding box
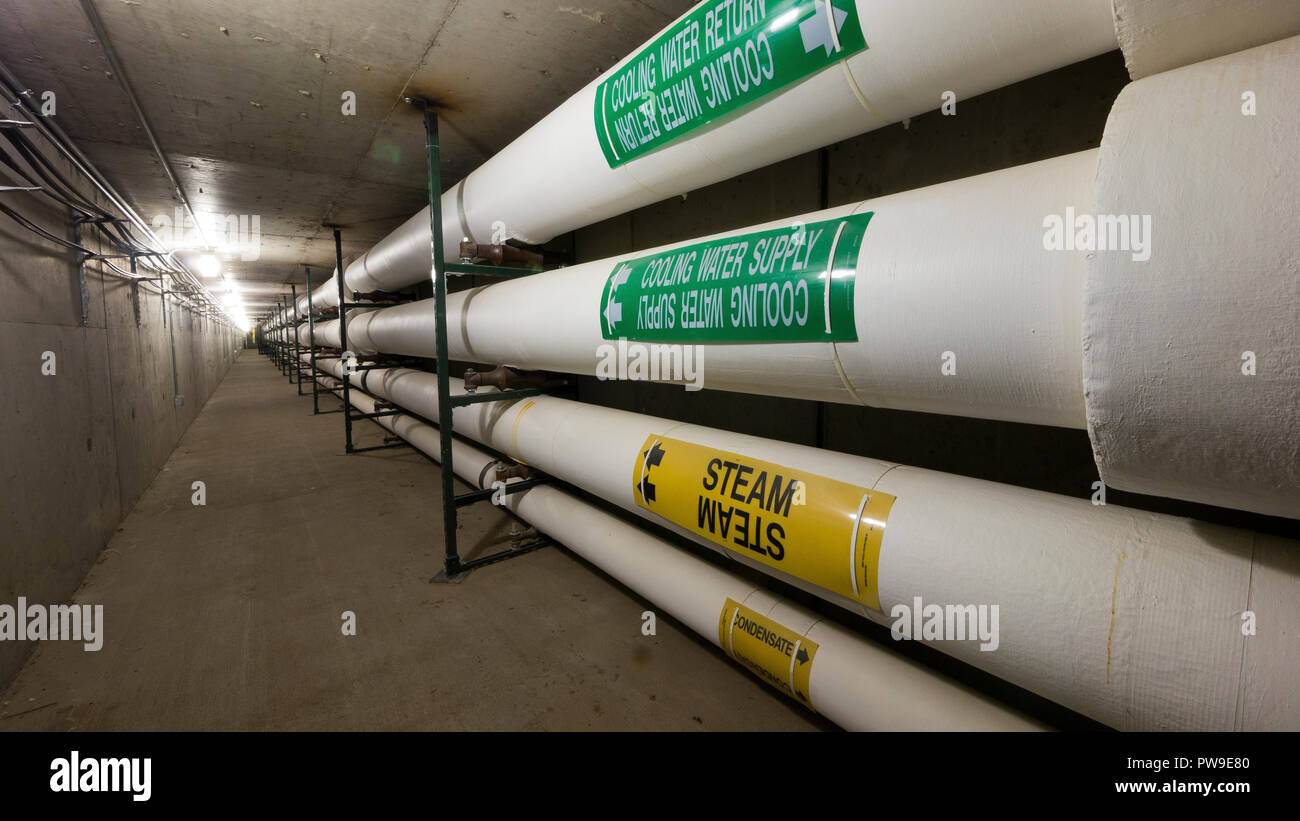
[314,373,1042,731]
[304,354,1300,732]
[293,0,1300,314]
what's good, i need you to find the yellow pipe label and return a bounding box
[633,434,895,610]
[718,598,820,709]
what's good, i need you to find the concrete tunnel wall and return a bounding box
[0,108,240,688]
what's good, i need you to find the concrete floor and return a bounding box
[0,353,825,731]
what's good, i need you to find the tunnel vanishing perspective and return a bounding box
[1,0,1297,801]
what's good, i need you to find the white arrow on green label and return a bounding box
[800,0,849,56]
[593,0,867,168]
[598,211,873,343]
[603,264,633,332]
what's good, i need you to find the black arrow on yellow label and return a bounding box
[637,441,666,503]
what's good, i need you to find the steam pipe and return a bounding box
[318,373,1042,731]
[304,353,1300,731]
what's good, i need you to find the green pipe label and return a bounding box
[593,0,867,168]
[599,211,871,343]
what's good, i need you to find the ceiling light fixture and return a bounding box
[196,254,221,278]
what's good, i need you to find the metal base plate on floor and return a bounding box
[430,567,472,584]
[430,538,549,585]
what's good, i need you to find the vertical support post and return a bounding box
[273,297,281,371]
[281,296,288,376]
[291,283,302,392]
[334,228,354,453]
[280,296,290,376]
[422,105,461,579]
[274,297,281,371]
[280,300,288,371]
[306,266,320,414]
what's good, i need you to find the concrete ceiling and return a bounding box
[0,0,692,314]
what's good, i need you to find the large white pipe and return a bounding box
[303,151,1092,428]
[302,36,1300,518]
[306,354,1300,731]
[368,0,1115,281]
[316,373,1040,731]
[1084,35,1300,520]
[296,0,1298,316]
[290,0,1114,314]
[1113,0,1300,79]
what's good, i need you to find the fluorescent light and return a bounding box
[196,254,221,278]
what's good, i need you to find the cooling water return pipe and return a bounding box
[288,0,1299,317]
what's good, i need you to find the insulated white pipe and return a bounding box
[1113,0,1300,79]
[316,372,1042,731]
[295,0,1300,316]
[1084,35,1300,519]
[294,0,1118,313]
[307,354,1300,731]
[303,35,1300,517]
[303,151,1093,428]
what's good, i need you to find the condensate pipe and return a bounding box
[316,374,1042,731]
[305,354,1300,732]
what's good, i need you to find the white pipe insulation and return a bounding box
[1113,0,1300,79]
[314,373,1042,731]
[306,354,1300,731]
[292,0,1118,314]
[303,150,1093,429]
[305,29,1300,519]
[293,0,1300,317]
[1084,35,1300,520]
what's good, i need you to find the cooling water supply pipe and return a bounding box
[293,0,1298,315]
[305,354,1300,732]
[303,150,1093,429]
[315,374,1041,731]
